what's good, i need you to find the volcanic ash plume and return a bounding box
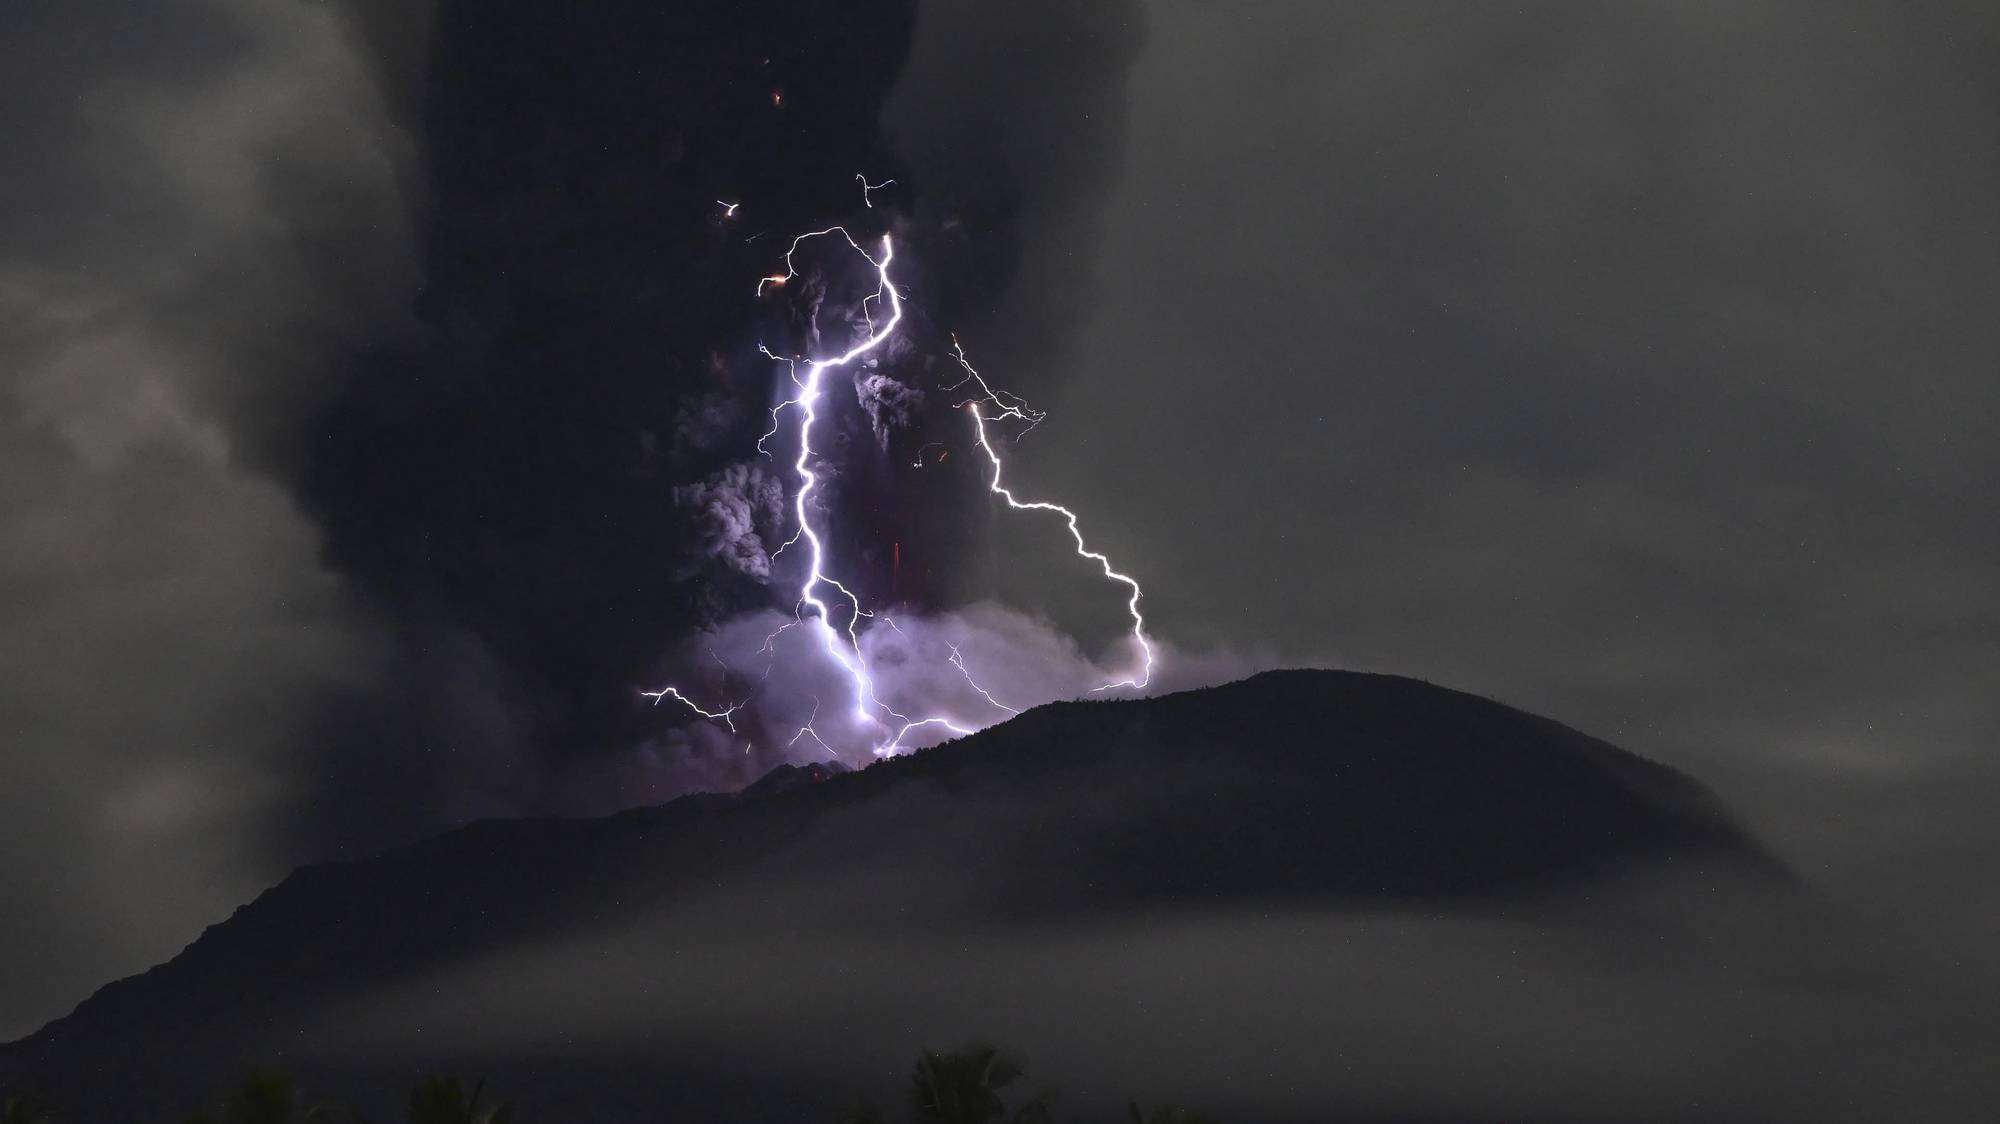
[641,220,1232,767]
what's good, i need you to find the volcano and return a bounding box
[1,670,1781,1122]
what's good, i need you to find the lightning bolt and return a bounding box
[649,186,1155,760]
[787,698,835,754]
[950,644,1020,715]
[754,343,803,460]
[879,615,1020,719]
[778,229,905,727]
[640,685,745,733]
[966,399,1154,691]
[946,336,1045,438]
[855,174,896,208]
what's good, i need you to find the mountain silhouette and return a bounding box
[1,670,1780,1121]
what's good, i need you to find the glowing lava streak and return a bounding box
[966,401,1155,691]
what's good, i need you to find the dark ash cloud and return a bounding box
[0,0,1155,1040]
[282,0,1155,862]
[672,462,787,582]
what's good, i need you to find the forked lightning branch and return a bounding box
[646,191,1152,759]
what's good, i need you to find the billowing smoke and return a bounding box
[854,371,926,448]
[880,0,1147,397]
[259,0,1158,859]
[0,3,1167,977]
[647,602,1260,770]
[673,462,788,582]
[0,9,1165,1034]
[622,210,1259,766]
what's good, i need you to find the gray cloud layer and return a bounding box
[1019,0,1998,925]
[0,0,414,1039]
[237,862,2000,1121]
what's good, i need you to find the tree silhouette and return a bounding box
[908,1045,1053,1124]
[176,1070,364,1124]
[223,1071,302,1124]
[837,1045,1217,1123]
[11,1047,1223,1123]
[0,1094,57,1124]
[1127,1103,1220,1124]
[406,1076,512,1124]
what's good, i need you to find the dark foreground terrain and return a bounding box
[3,671,1794,1121]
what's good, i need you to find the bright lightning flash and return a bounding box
[641,685,744,733]
[646,203,1152,760]
[966,402,1154,692]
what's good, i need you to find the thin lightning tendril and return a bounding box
[946,336,1045,438]
[640,686,745,733]
[880,615,1020,720]
[855,174,895,207]
[967,401,1154,691]
[950,644,1020,715]
[787,698,834,754]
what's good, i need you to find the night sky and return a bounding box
[2,0,1997,1107]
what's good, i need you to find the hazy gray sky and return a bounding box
[0,0,410,1039]
[2,0,1994,1069]
[1003,0,1998,908]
